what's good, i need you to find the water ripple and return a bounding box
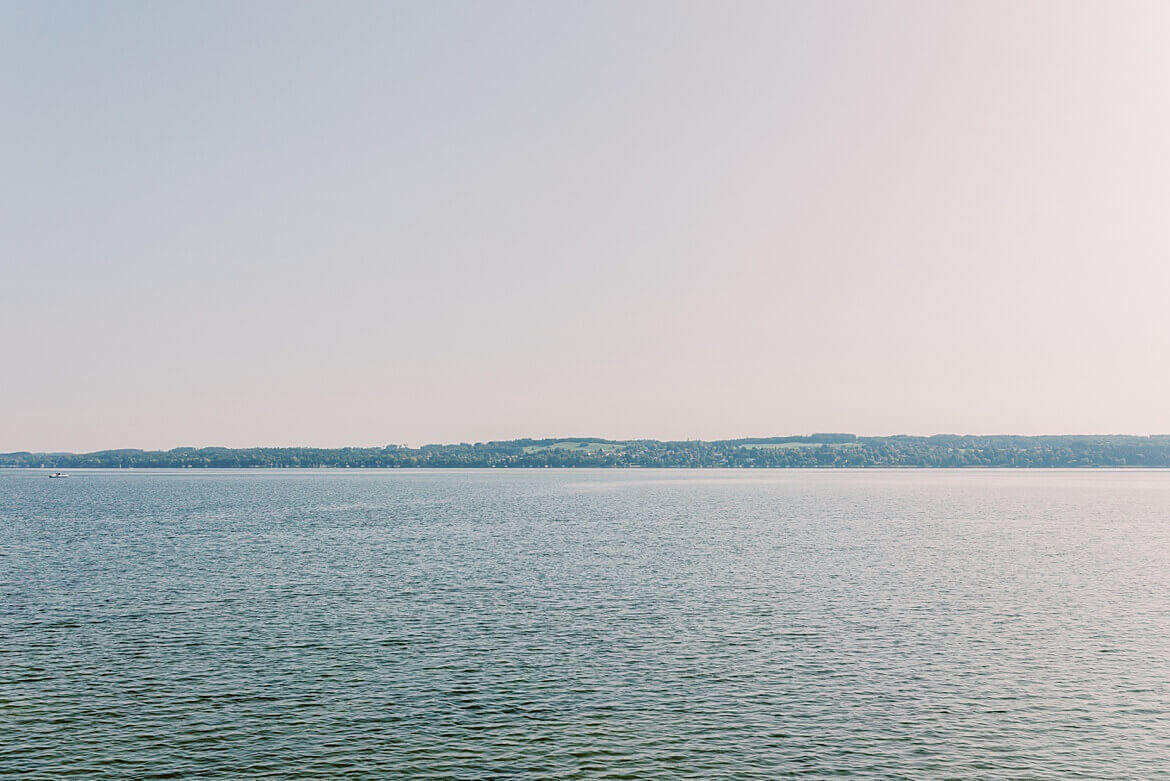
[2,469,1170,778]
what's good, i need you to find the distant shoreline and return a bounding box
[6,462,1170,470]
[5,434,1170,469]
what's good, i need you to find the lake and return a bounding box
[3,469,1170,778]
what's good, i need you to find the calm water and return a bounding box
[3,469,1170,778]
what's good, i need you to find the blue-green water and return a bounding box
[3,469,1170,778]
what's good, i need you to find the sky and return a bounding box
[3,1,1170,451]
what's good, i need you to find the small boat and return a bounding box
[48,472,69,478]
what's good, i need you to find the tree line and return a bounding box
[5,434,1170,468]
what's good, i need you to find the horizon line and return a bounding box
[7,432,1170,456]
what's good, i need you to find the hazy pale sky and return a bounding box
[4,1,1170,451]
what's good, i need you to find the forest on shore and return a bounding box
[6,434,1170,468]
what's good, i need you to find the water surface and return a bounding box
[3,469,1170,778]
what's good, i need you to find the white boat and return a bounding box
[48,472,69,478]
